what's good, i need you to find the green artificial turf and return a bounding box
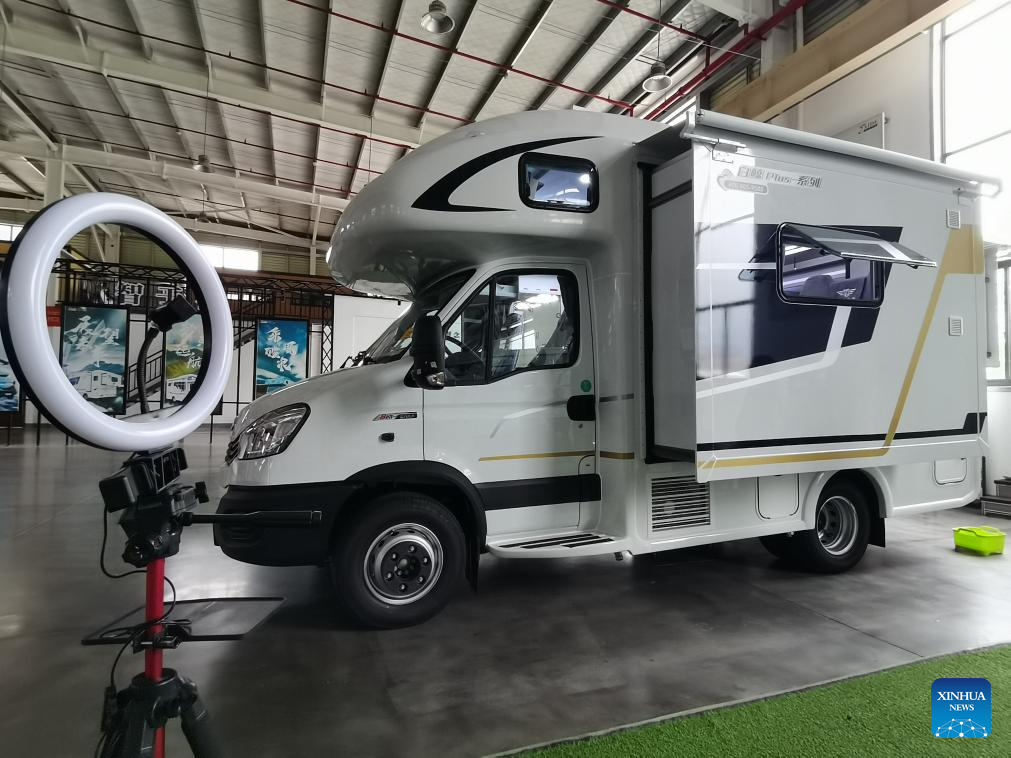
[524,645,1011,757]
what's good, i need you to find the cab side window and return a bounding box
[443,271,578,384]
[444,285,489,383]
[490,273,578,379]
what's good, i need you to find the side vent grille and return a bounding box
[650,476,710,532]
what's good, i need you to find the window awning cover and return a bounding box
[783,223,938,268]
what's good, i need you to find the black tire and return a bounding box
[759,533,794,560]
[330,491,466,629]
[790,480,871,573]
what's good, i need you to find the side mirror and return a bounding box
[409,315,446,390]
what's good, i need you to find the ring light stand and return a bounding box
[0,194,320,758]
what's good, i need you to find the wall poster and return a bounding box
[163,313,204,407]
[60,305,129,415]
[0,333,21,414]
[254,319,308,399]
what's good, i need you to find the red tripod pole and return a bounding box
[145,558,166,758]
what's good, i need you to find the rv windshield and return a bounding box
[363,270,473,364]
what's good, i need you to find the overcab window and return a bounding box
[519,153,598,212]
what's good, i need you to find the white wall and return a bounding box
[332,294,407,368]
[770,33,933,159]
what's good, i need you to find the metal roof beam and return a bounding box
[416,0,479,130]
[2,19,423,147]
[575,0,693,109]
[256,0,271,90]
[610,14,733,114]
[469,0,553,122]
[529,0,629,110]
[121,0,154,59]
[696,0,766,23]
[188,0,239,173]
[346,0,406,195]
[0,82,101,194]
[0,138,348,211]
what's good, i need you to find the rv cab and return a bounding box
[215,109,995,628]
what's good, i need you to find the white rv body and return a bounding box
[215,109,996,623]
[69,369,122,400]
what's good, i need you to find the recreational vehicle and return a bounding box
[215,109,997,628]
[165,373,197,404]
[69,369,122,401]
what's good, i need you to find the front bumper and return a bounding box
[214,481,358,566]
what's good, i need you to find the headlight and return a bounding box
[236,404,309,460]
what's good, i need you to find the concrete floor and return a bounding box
[1,429,1009,757]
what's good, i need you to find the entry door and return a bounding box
[423,266,595,533]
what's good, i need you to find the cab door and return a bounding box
[423,265,595,534]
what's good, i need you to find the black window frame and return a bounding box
[518,152,598,213]
[442,268,580,386]
[776,223,885,308]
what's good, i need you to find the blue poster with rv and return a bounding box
[163,314,203,406]
[60,305,129,415]
[0,333,20,413]
[254,319,308,398]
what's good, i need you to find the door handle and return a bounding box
[567,394,595,421]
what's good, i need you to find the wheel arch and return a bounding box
[802,468,890,548]
[340,460,487,588]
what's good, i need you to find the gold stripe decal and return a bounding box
[600,451,635,460]
[479,450,594,462]
[701,226,979,471]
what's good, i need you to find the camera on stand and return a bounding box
[0,194,320,758]
[101,448,204,568]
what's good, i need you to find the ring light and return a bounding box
[0,193,231,451]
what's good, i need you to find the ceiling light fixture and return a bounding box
[642,62,673,93]
[642,0,673,94]
[421,1,455,35]
[193,154,212,173]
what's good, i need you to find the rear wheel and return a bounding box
[330,492,465,628]
[790,480,871,573]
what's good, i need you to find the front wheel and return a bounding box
[790,481,871,573]
[330,492,465,628]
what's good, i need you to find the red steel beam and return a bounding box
[285,0,635,111]
[593,0,708,41]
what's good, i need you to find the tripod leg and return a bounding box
[179,686,223,758]
[114,692,160,758]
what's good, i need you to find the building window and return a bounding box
[519,153,597,212]
[939,0,1011,246]
[938,0,1011,384]
[0,224,24,242]
[990,261,1010,383]
[200,244,259,271]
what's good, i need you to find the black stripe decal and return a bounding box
[476,473,601,511]
[412,136,594,212]
[696,413,986,452]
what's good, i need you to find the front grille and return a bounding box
[650,475,710,533]
[225,437,239,465]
